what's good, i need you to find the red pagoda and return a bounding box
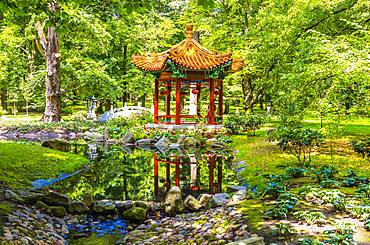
[131,24,243,125]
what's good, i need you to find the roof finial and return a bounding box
[186,23,193,39]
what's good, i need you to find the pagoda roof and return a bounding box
[131,24,244,73]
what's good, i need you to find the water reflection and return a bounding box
[51,142,237,201]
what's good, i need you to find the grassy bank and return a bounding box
[0,141,88,188]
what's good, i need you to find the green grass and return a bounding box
[0,141,88,188]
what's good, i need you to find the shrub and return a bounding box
[224,113,265,135]
[351,138,370,159]
[293,211,327,225]
[314,165,338,183]
[276,127,323,166]
[286,167,308,178]
[323,221,356,245]
[271,224,296,239]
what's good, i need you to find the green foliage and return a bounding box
[276,127,323,166]
[271,224,296,239]
[314,165,338,183]
[293,211,327,225]
[323,221,356,245]
[351,138,370,159]
[286,167,308,178]
[356,184,370,201]
[265,192,298,219]
[224,113,264,135]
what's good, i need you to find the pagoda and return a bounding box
[131,24,243,126]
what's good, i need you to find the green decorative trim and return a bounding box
[167,60,187,78]
[209,61,232,79]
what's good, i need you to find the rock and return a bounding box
[135,201,150,210]
[91,200,116,213]
[115,200,135,212]
[69,201,90,214]
[48,206,67,217]
[209,193,230,207]
[120,132,135,144]
[227,186,247,193]
[150,202,163,212]
[184,137,200,147]
[4,232,13,241]
[164,186,184,214]
[184,195,202,211]
[227,237,264,245]
[43,192,70,207]
[5,190,24,203]
[35,200,49,210]
[232,190,246,203]
[210,141,227,150]
[20,192,45,204]
[81,193,94,207]
[198,194,213,207]
[135,138,157,149]
[122,207,148,222]
[154,136,172,153]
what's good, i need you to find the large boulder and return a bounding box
[134,201,150,210]
[114,200,135,212]
[121,207,147,222]
[19,191,45,204]
[227,185,247,193]
[232,190,247,203]
[92,200,116,213]
[48,206,67,217]
[120,132,135,144]
[198,194,213,207]
[4,190,24,203]
[69,201,90,214]
[164,186,184,214]
[209,193,230,207]
[184,195,202,211]
[43,192,70,207]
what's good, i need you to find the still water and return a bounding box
[43,141,238,202]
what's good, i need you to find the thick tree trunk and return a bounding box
[0,89,7,110]
[43,27,61,122]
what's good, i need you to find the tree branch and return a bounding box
[35,21,47,57]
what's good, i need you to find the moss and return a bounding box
[0,202,13,215]
[238,199,269,233]
[0,141,88,188]
[69,233,123,244]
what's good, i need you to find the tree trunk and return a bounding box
[43,27,61,122]
[122,44,128,105]
[0,89,7,110]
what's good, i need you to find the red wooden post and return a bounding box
[197,82,201,116]
[209,155,215,194]
[175,159,180,186]
[209,78,215,125]
[175,79,181,125]
[154,153,159,197]
[166,163,171,191]
[217,157,222,193]
[218,80,223,124]
[154,79,159,124]
[166,82,171,122]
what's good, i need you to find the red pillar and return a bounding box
[154,153,159,197]
[175,79,181,125]
[218,80,223,124]
[166,82,171,123]
[209,155,215,194]
[154,79,159,124]
[209,78,215,125]
[175,159,180,186]
[217,157,222,193]
[166,163,171,191]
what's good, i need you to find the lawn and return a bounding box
[0,141,88,188]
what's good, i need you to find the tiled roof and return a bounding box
[131,24,244,73]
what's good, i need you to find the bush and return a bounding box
[293,211,327,225]
[224,113,265,135]
[276,127,323,166]
[351,138,370,159]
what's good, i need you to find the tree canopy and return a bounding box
[0,0,369,117]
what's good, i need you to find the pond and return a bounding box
[40,141,239,202]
